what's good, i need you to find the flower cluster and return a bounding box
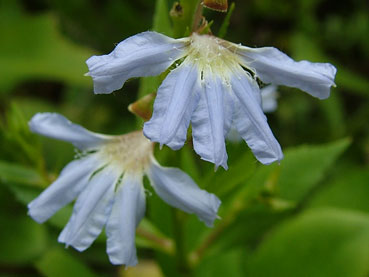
[29,28,336,267]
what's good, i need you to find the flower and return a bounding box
[260,85,278,114]
[27,113,220,266]
[227,85,278,142]
[86,31,336,169]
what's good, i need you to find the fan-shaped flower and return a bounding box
[27,113,220,266]
[86,31,336,169]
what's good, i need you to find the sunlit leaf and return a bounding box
[0,11,95,92]
[277,138,350,201]
[245,208,369,277]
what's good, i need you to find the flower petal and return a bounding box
[86,31,189,94]
[58,167,119,251]
[29,113,110,150]
[28,154,100,223]
[237,46,336,99]
[106,173,146,266]
[191,74,229,169]
[143,62,200,150]
[148,162,221,227]
[261,85,278,113]
[231,69,283,164]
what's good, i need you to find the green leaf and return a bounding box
[245,208,369,277]
[308,167,369,213]
[0,11,95,92]
[0,215,47,264]
[195,248,246,277]
[0,160,45,187]
[277,138,350,201]
[35,248,98,277]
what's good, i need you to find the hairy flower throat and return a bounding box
[186,33,240,81]
[100,131,153,173]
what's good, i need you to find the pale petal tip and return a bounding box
[27,206,45,224]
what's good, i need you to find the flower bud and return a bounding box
[203,0,228,12]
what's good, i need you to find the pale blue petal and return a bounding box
[143,62,200,150]
[28,154,100,223]
[58,167,119,251]
[231,69,283,164]
[261,85,278,113]
[29,113,110,150]
[191,74,229,169]
[86,31,188,94]
[237,46,336,99]
[106,173,146,266]
[148,162,221,227]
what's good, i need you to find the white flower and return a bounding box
[86,31,336,169]
[27,113,220,266]
[227,85,278,142]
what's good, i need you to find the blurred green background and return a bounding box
[0,0,368,276]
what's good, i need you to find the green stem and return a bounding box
[172,209,192,277]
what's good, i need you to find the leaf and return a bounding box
[0,161,45,187]
[195,248,246,277]
[0,215,47,264]
[245,208,369,277]
[35,248,98,277]
[277,138,350,201]
[0,11,95,92]
[308,167,369,213]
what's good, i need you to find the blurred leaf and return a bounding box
[277,138,350,201]
[0,215,47,264]
[206,151,256,197]
[245,208,369,277]
[308,167,369,213]
[0,160,45,187]
[0,11,95,92]
[35,248,98,277]
[195,248,245,277]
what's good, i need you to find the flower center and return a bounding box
[186,33,240,81]
[100,131,153,173]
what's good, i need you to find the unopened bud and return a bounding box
[128,92,156,121]
[203,0,228,12]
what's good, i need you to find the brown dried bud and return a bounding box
[203,0,228,12]
[128,92,156,121]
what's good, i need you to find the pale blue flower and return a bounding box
[86,32,336,169]
[28,113,220,266]
[227,85,278,142]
